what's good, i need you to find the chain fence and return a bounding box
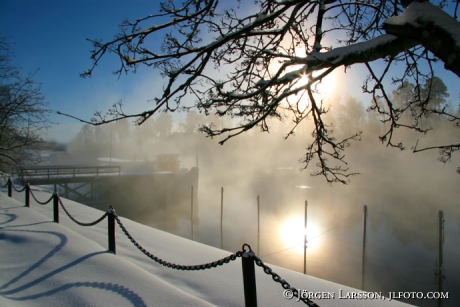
[114,212,245,271]
[59,197,108,226]
[253,254,320,307]
[2,177,320,306]
[29,188,54,205]
[0,178,9,188]
[11,181,27,193]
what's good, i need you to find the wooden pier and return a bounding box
[17,165,121,204]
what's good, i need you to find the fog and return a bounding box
[60,92,460,306]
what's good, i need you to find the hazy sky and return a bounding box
[1,0,458,143]
[0,0,167,142]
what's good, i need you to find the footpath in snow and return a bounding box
[0,189,414,307]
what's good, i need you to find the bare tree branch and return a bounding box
[75,0,460,182]
[0,36,51,173]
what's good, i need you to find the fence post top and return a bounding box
[242,250,256,258]
[242,244,255,258]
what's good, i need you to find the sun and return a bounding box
[293,71,337,111]
[279,215,321,254]
[266,42,339,117]
[312,70,338,101]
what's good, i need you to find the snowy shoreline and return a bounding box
[0,191,413,306]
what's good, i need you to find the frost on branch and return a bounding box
[76,0,460,183]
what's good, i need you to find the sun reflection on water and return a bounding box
[279,216,321,254]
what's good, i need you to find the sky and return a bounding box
[0,0,458,144]
[0,188,414,307]
[1,2,459,304]
[0,0,168,143]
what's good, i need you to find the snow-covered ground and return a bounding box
[0,189,413,307]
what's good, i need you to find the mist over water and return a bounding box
[61,97,460,306]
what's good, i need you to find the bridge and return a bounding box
[17,165,121,204]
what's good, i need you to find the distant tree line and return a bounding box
[67,75,454,171]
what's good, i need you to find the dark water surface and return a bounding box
[147,166,460,307]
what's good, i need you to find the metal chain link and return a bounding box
[253,255,320,307]
[10,180,27,193]
[59,197,108,226]
[114,213,243,270]
[115,212,318,305]
[8,178,320,306]
[0,179,8,188]
[29,189,54,205]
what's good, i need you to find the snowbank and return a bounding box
[0,191,413,306]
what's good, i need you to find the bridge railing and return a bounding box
[1,178,320,307]
[17,165,121,182]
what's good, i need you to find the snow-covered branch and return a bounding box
[384,1,460,77]
[78,0,460,183]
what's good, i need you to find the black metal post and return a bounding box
[242,250,258,307]
[25,184,30,207]
[53,193,59,223]
[108,208,116,254]
[8,178,12,197]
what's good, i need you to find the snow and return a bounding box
[282,1,460,79]
[1,190,414,306]
[384,1,460,47]
[255,12,267,21]
[306,34,398,65]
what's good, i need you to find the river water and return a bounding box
[151,165,460,307]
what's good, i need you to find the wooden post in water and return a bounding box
[362,204,368,290]
[257,195,260,255]
[304,200,308,275]
[109,122,113,165]
[163,178,167,231]
[220,187,224,249]
[436,210,445,307]
[191,185,194,240]
[195,138,199,168]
